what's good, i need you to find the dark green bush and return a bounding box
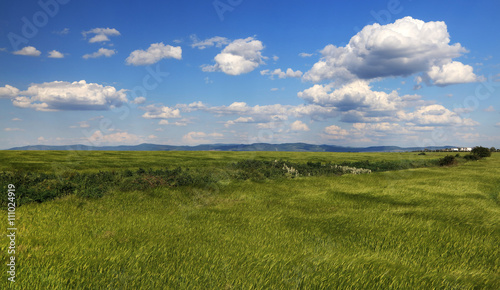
[464,154,480,161]
[471,146,491,158]
[439,155,457,166]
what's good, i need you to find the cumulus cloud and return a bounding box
[260,68,303,79]
[48,50,64,58]
[141,104,181,119]
[0,85,20,98]
[191,35,230,49]
[298,80,403,114]
[323,125,349,139]
[303,17,477,85]
[202,37,265,75]
[400,104,478,126]
[82,28,120,43]
[126,43,182,66]
[131,96,146,105]
[11,80,128,111]
[175,101,207,113]
[423,61,478,86]
[224,116,255,127]
[290,120,310,131]
[83,48,116,59]
[13,46,41,56]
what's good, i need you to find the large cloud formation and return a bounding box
[303,17,478,86]
[202,37,265,75]
[10,80,128,111]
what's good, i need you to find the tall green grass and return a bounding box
[0,152,499,288]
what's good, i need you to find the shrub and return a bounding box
[418,152,426,155]
[439,155,457,166]
[464,154,480,161]
[471,146,491,158]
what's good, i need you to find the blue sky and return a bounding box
[1,0,499,149]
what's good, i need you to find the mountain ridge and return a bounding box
[6,143,457,152]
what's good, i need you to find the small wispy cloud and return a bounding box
[83,48,116,59]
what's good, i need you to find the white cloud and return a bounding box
[260,68,302,79]
[182,131,223,144]
[202,37,265,75]
[299,52,314,57]
[148,135,158,140]
[0,85,20,98]
[77,121,90,128]
[11,118,22,121]
[424,61,478,86]
[158,120,169,125]
[126,43,182,66]
[270,88,279,91]
[131,96,146,105]
[48,50,64,58]
[83,48,116,59]
[352,122,405,135]
[141,104,181,119]
[290,120,310,131]
[191,35,230,49]
[224,116,255,127]
[207,102,289,122]
[11,80,128,111]
[484,105,495,112]
[298,80,402,113]
[53,28,69,35]
[400,104,478,126]
[175,101,207,113]
[87,130,141,145]
[13,46,41,56]
[4,128,24,132]
[272,55,279,61]
[303,17,475,85]
[323,125,349,139]
[82,28,120,43]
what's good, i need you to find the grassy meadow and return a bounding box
[1,150,499,288]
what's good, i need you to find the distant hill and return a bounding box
[6,143,456,152]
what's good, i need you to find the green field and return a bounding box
[1,151,499,288]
